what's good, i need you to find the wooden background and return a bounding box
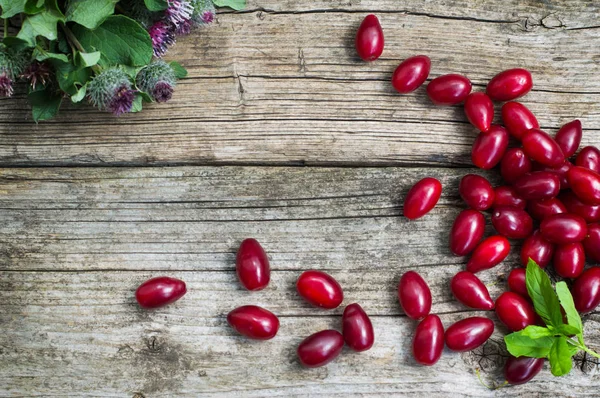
[2,1,600,396]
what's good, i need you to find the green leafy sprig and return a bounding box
[504,260,600,376]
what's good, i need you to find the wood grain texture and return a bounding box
[2,166,600,397]
[1,1,600,166]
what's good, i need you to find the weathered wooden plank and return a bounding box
[1,270,600,397]
[1,4,600,166]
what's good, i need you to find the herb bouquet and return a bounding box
[0,0,244,121]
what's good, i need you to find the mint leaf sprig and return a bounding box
[504,260,600,376]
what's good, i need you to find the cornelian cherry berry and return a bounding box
[227,305,279,340]
[135,276,187,309]
[426,74,472,105]
[450,271,494,310]
[445,317,494,352]
[236,238,270,291]
[500,148,532,184]
[555,120,582,158]
[464,92,494,132]
[391,55,430,93]
[342,303,374,352]
[486,68,533,101]
[398,271,431,320]
[403,177,442,219]
[459,174,495,211]
[472,125,509,169]
[501,102,539,140]
[412,314,444,366]
[466,236,511,273]
[297,330,344,367]
[296,270,344,309]
[355,15,384,61]
[449,209,485,256]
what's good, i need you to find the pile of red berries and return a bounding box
[354,13,600,385]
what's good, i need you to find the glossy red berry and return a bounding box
[507,268,528,298]
[583,223,600,262]
[504,356,544,385]
[526,198,566,221]
[450,271,494,310]
[555,120,582,158]
[449,209,485,256]
[472,125,509,169]
[391,55,430,93]
[227,305,279,340]
[426,74,472,105]
[464,92,494,132]
[445,317,494,352]
[495,291,537,332]
[520,230,554,268]
[355,15,384,62]
[500,148,532,184]
[412,314,444,366]
[532,160,572,191]
[576,146,600,173]
[522,128,565,168]
[398,271,431,320]
[567,166,600,205]
[554,243,585,279]
[403,177,442,219]
[342,303,374,352]
[491,206,533,239]
[466,236,511,273]
[513,171,560,201]
[540,213,587,244]
[572,267,600,314]
[501,102,539,140]
[296,270,344,309]
[560,191,600,223]
[486,68,533,101]
[493,186,527,210]
[236,238,270,291]
[297,330,344,368]
[459,174,495,210]
[135,276,187,309]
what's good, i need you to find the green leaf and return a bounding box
[169,61,188,78]
[138,91,153,103]
[71,15,153,68]
[131,93,144,113]
[0,0,27,18]
[143,0,167,11]
[70,84,87,103]
[559,324,581,336]
[24,0,45,14]
[526,259,564,328]
[76,51,101,68]
[28,87,62,122]
[66,0,119,30]
[504,330,556,358]
[2,37,31,51]
[17,8,64,46]
[212,0,245,10]
[52,59,91,95]
[34,50,69,63]
[519,325,555,339]
[556,281,583,334]
[548,336,574,376]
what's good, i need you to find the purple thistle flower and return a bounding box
[190,0,215,26]
[201,10,214,24]
[0,72,13,97]
[107,85,136,115]
[20,62,51,90]
[136,60,177,103]
[152,81,174,102]
[148,20,176,57]
[174,19,193,35]
[165,0,193,28]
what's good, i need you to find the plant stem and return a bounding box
[3,18,8,38]
[567,338,600,359]
[60,22,101,73]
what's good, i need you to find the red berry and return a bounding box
[495,291,536,332]
[445,317,494,352]
[555,120,582,158]
[526,197,567,221]
[398,271,431,320]
[522,128,565,168]
[532,160,572,191]
[355,15,384,62]
[540,214,588,244]
[296,270,344,309]
[403,177,442,219]
[450,271,494,310]
[493,186,527,210]
[391,55,430,93]
[342,303,374,352]
[486,68,533,101]
[491,206,533,239]
[500,148,532,184]
[426,74,472,105]
[575,146,600,173]
[507,268,529,298]
[297,330,344,367]
[236,238,270,291]
[520,230,554,268]
[504,356,544,385]
[135,276,187,309]
[513,171,561,201]
[464,92,494,132]
[572,267,600,314]
[449,209,485,256]
[554,243,585,279]
[459,174,495,211]
[567,166,600,205]
[501,102,539,140]
[560,191,600,223]
[583,223,600,262]
[466,236,511,273]
[227,305,279,340]
[472,125,509,169]
[412,314,444,366]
